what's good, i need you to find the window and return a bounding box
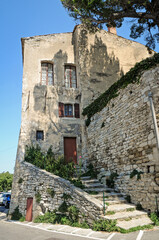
[64,104,73,117]
[36,130,44,140]
[59,103,80,118]
[64,65,77,88]
[41,62,54,85]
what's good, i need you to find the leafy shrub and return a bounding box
[106,172,118,188]
[68,205,79,222]
[25,145,75,181]
[11,206,24,220]
[47,188,55,198]
[18,178,23,184]
[125,195,131,203]
[82,163,98,179]
[58,201,69,213]
[34,211,57,224]
[130,169,143,180]
[136,203,143,210]
[0,172,13,192]
[92,219,118,232]
[35,192,41,203]
[70,179,85,189]
[150,212,159,226]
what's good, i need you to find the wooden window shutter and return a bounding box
[74,103,80,118]
[59,102,64,117]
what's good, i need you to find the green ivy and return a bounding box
[47,188,55,198]
[130,169,143,180]
[82,53,159,126]
[11,206,24,220]
[35,192,41,203]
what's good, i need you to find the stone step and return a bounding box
[82,179,100,184]
[91,192,123,199]
[103,198,127,205]
[107,203,136,213]
[103,210,147,221]
[117,216,153,230]
[84,182,105,188]
[81,176,91,180]
[85,187,113,192]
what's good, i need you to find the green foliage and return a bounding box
[34,211,58,224]
[150,212,159,226]
[130,169,143,180]
[125,195,131,203]
[18,178,23,184]
[82,53,159,126]
[35,192,41,203]
[106,211,115,215]
[68,205,79,222]
[47,188,55,198]
[136,203,143,210]
[25,145,75,181]
[126,208,135,212]
[11,206,23,220]
[58,201,69,213]
[106,172,118,188]
[120,224,153,233]
[62,193,72,201]
[101,122,105,128]
[0,172,13,192]
[82,163,99,179]
[71,221,90,229]
[92,219,118,232]
[34,205,89,228]
[70,179,85,189]
[19,216,25,222]
[61,0,159,49]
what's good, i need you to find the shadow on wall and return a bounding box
[78,29,124,100]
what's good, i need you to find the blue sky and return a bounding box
[0,0,158,173]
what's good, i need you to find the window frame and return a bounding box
[59,103,80,118]
[36,130,44,141]
[41,61,54,86]
[64,64,77,89]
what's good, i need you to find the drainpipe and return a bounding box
[148,92,159,150]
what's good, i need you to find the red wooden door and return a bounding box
[25,198,33,221]
[64,137,77,164]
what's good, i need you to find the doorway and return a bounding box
[64,137,77,164]
[25,197,33,221]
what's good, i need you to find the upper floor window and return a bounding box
[64,65,77,88]
[41,62,54,85]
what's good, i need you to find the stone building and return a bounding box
[10,25,157,221]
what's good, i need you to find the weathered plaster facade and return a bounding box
[10,25,155,220]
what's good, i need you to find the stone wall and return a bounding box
[83,66,159,211]
[10,160,103,224]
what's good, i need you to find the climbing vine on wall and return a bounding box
[82,53,159,126]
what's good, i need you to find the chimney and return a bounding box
[108,26,117,35]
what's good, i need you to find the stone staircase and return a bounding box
[81,176,152,230]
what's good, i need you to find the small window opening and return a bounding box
[36,130,44,140]
[147,165,150,173]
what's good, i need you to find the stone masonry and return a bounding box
[10,25,155,220]
[83,66,159,211]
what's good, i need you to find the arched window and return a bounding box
[41,62,54,85]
